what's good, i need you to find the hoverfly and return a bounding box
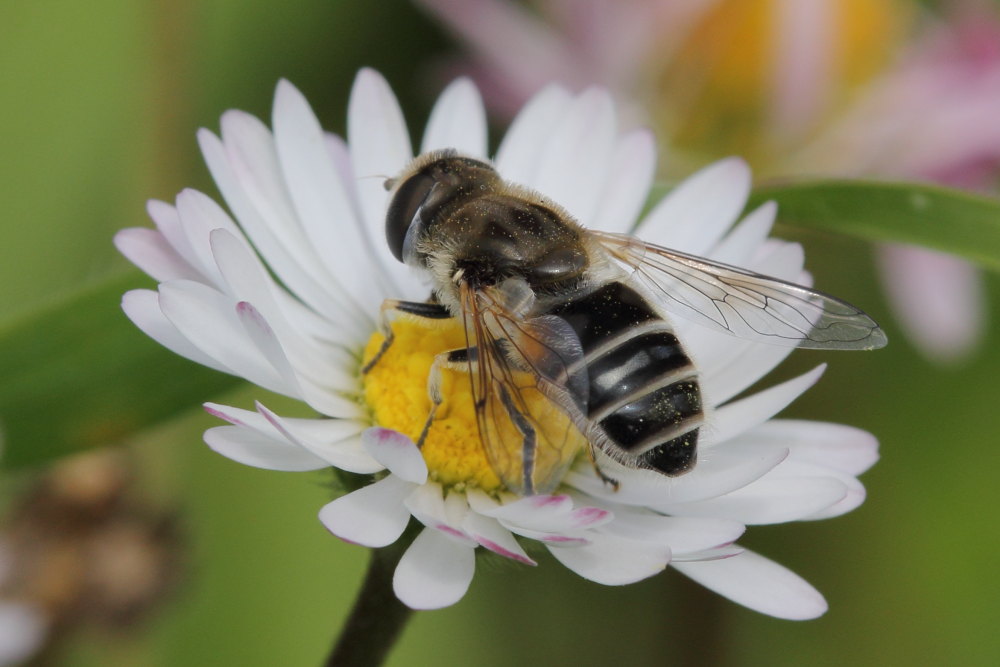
[364,150,886,495]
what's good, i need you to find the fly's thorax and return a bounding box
[422,185,592,295]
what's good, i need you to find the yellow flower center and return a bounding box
[361,318,501,491]
[362,317,584,494]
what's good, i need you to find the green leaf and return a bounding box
[0,271,245,469]
[747,180,1000,270]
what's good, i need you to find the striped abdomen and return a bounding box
[548,282,704,475]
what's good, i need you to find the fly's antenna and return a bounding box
[357,173,395,191]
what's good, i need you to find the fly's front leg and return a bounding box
[416,347,476,449]
[361,299,451,374]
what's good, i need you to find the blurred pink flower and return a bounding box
[419,0,999,362]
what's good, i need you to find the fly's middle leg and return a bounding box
[586,445,620,491]
[416,347,476,449]
[361,299,451,374]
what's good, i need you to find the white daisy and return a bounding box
[115,69,878,616]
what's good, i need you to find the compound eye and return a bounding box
[385,171,435,262]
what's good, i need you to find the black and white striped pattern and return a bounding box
[549,281,704,475]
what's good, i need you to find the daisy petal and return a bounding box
[114,228,202,282]
[209,228,354,386]
[462,511,536,565]
[673,550,828,620]
[360,428,428,484]
[204,119,371,336]
[174,188,246,285]
[590,129,657,233]
[121,289,231,374]
[701,338,797,404]
[394,528,476,610]
[233,301,360,418]
[273,80,387,305]
[672,544,745,562]
[158,280,292,395]
[768,458,869,520]
[253,403,378,473]
[752,240,805,281]
[547,532,670,585]
[421,77,488,158]
[319,475,414,547]
[532,88,617,224]
[482,494,576,530]
[205,402,377,473]
[744,420,879,475]
[710,365,826,443]
[568,440,788,505]
[495,84,572,184]
[347,68,413,292]
[146,199,196,266]
[204,424,329,471]
[708,201,777,266]
[597,509,745,554]
[663,477,847,525]
[638,157,751,255]
[404,483,475,545]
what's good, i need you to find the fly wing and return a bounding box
[458,282,590,495]
[592,231,887,350]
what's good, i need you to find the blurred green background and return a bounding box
[2,0,999,665]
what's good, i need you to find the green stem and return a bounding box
[325,544,414,667]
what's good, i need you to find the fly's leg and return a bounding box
[496,383,537,496]
[361,299,451,374]
[586,445,620,491]
[416,347,475,449]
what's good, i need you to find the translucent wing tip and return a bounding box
[865,326,888,350]
[800,318,888,351]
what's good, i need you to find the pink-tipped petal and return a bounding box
[462,511,536,565]
[360,428,428,484]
